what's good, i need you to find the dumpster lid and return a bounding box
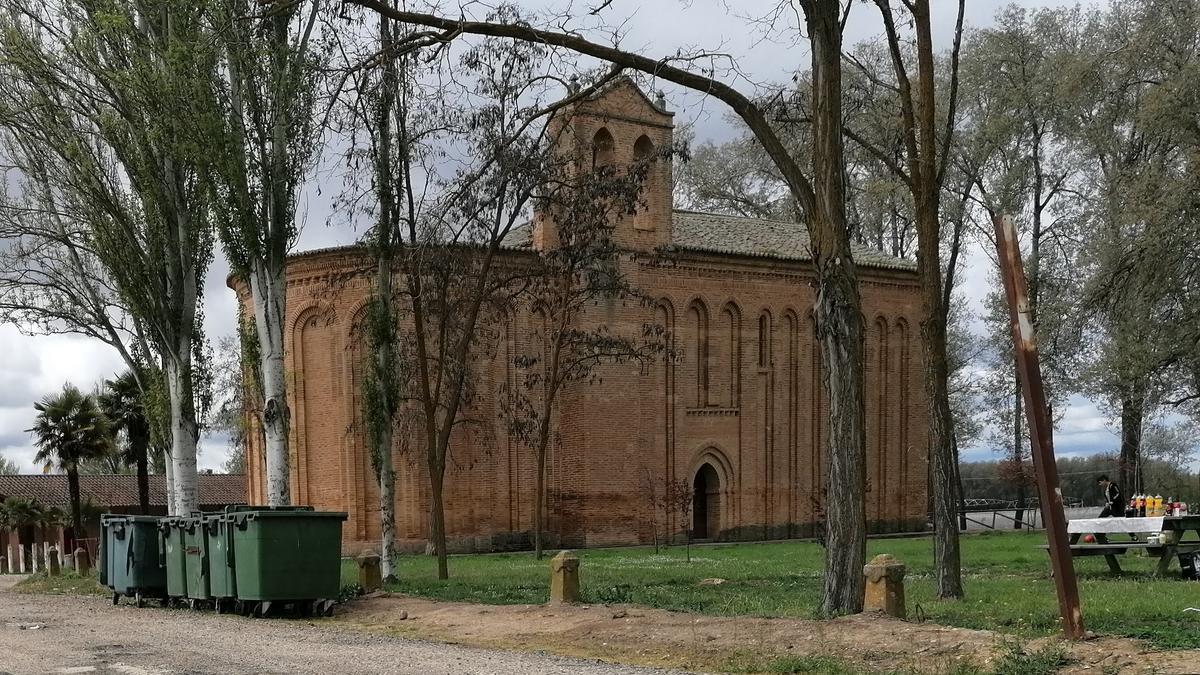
[101,514,161,524]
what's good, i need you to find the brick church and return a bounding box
[235,79,928,553]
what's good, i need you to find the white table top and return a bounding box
[1067,517,1163,534]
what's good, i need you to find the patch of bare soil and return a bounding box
[335,595,1200,674]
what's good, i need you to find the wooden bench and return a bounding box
[1041,539,1200,574]
[1041,541,1151,572]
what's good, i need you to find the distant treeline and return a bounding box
[960,455,1200,507]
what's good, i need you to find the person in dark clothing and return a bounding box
[1097,475,1125,518]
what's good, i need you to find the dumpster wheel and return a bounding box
[134,592,145,609]
[111,592,120,606]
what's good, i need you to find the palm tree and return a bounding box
[36,505,65,542]
[99,371,152,513]
[1,496,43,571]
[27,384,113,536]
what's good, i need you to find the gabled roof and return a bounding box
[502,210,916,271]
[582,75,674,118]
[0,473,245,509]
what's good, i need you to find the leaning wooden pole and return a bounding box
[993,214,1085,640]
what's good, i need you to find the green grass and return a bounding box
[343,531,1200,650]
[15,570,107,597]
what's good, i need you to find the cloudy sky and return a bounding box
[1,0,1126,474]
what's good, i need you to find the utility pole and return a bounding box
[993,214,1085,640]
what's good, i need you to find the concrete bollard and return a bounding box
[74,547,91,577]
[549,550,581,604]
[18,546,27,573]
[47,546,61,577]
[863,554,907,619]
[0,555,7,575]
[357,553,383,593]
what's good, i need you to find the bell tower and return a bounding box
[533,76,675,252]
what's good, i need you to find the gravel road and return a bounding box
[0,584,686,675]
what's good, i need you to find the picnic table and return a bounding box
[1055,515,1200,575]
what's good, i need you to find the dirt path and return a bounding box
[0,588,682,675]
[338,594,1200,674]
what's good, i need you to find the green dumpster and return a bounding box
[183,515,211,607]
[229,506,347,616]
[206,513,237,613]
[158,517,189,602]
[100,514,166,607]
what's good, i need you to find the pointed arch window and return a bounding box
[633,134,654,162]
[592,127,615,168]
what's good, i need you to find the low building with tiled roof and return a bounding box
[231,78,927,555]
[0,473,245,512]
[0,473,245,568]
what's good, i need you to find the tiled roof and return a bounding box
[502,210,916,270]
[0,473,245,509]
[671,210,915,270]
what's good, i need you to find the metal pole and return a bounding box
[992,214,1085,640]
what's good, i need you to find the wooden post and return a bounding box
[993,214,1085,640]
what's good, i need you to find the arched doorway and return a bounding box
[693,463,721,540]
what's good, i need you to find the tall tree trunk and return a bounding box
[910,0,963,600]
[164,450,176,517]
[372,269,399,581]
[1119,393,1143,496]
[67,466,83,536]
[807,0,867,617]
[135,432,150,515]
[915,170,962,595]
[428,459,448,580]
[921,302,961,598]
[534,407,552,560]
[370,8,401,581]
[165,354,199,515]
[250,260,290,507]
[378,423,397,580]
[533,332,564,560]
